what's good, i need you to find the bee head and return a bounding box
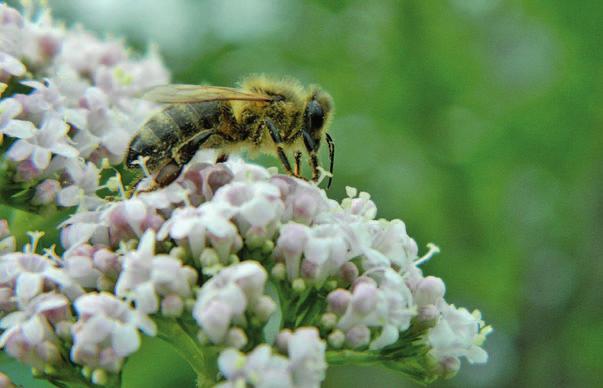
[304,88,335,187]
[303,88,333,148]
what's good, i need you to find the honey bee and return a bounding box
[126,75,335,190]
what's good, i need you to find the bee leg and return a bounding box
[216,153,229,163]
[294,151,302,177]
[302,131,320,181]
[155,161,183,187]
[266,118,294,175]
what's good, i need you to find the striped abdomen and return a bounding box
[127,102,222,170]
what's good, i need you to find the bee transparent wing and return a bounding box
[142,84,273,103]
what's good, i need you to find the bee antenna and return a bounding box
[326,133,335,188]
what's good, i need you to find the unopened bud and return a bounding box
[340,262,359,284]
[253,296,276,321]
[271,263,286,280]
[200,248,219,267]
[276,329,292,353]
[345,325,370,349]
[92,369,108,385]
[170,246,187,261]
[161,295,184,317]
[320,313,337,330]
[415,276,445,307]
[327,289,352,315]
[328,330,345,349]
[225,328,247,349]
[292,278,306,294]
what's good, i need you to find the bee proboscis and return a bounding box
[126,75,335,190]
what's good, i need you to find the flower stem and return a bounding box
[154,317,216,387]
[326,350,382,365]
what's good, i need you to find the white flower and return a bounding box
[0,293,70,370]
[7,116,78,171]
[428,304,491,369]
[158,204,241,261]
[71,292,156,373]
[0,2,169,208]
[286,328,327,388]
[0,220,15,255]
[0,252,82,306]
[334,268,416,350]
[0,52,25,77]
[55,159,102,209]
[217,345,292,388]
[193,262,270,344]
[101,199,165,246]
[271,176,330,225]
[0,98,36,141]
[115,230,197,315]
[213,180,284,242]
[301,224,349,284]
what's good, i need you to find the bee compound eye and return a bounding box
[307,100,324,131]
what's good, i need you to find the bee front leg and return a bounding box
[302,131,320,182]
[266,118,294,176]
[216,154,229,163]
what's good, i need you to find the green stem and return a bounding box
[326,350,382,365]
[155,317,216,387]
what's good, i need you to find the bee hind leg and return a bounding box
[294,151,303,177]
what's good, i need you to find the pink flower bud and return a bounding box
[339,262,359,284]
[345,325,370,348]
[415,276,446,307]
[327,289,352,316]
[275,329,291,355]
[351,282,378,315]
[161,294,184,317]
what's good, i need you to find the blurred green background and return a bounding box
[3,0,602,387]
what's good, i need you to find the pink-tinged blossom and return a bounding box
[0,293,70,370]
[101,199,165,246]
[193,262,272,344]
[115,231,197,315]
[55,159,101,209]
[0,220,16,255]
[0,252,82,307]
[7,116,78,171]
[286,328,327,388]
[32,178,61,205]
[217,345,292,388]
[158,204,241,262]
[71,292,156,373]
[0,2,169,209]
[334,268,416,350]
[213,180,284,244]
[218,328,326,388]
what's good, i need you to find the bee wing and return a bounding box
[142,84,273,103]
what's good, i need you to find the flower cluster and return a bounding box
[50,152,491,385]
[217,328,326,388]
[0,3,491,387]
[0,2,169,210]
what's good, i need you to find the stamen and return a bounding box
[133,155,152,179]
[415,243,441,266]
[25,231,45,254]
